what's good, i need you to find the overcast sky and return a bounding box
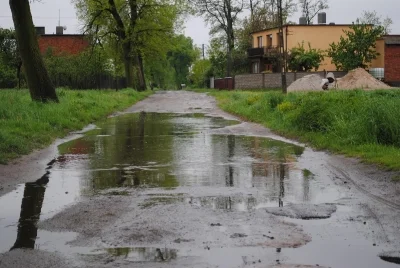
[1,0,399,49]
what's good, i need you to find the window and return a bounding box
[257,36,263,48]
[267,35,273,48]
[252,62,260,73]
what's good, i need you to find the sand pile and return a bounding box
[337,68,391,90]
[287,74,324,92]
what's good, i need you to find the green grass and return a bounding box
[209,89,400,170]
[0,88,152,164]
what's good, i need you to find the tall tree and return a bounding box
[327,23,384,71]
[236,0,297,53]
[259,0,297,28]
[167,35,199,88]
[359,10,393,35]
[192,0,244,77]
[299,0,328,25]
[9,0,58,102]
[190,59,211,87]
[74,0,179,90]
[207,37,227,78]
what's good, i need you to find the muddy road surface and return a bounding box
[1,91,400,268]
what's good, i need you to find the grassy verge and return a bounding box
[0,89,152,164]
[209,89,400,170]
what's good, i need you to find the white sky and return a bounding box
[1,0,400,49]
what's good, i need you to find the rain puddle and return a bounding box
[94,247,178,262]
[0,112,396,267]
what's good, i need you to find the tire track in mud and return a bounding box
[328,164,400,211]
[328,163,398,244]
[360,203,390,243]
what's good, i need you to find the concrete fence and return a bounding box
[212,71,348,90]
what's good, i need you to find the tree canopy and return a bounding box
[167,35,199,88]
[192,0,245,77]
[359,10,393,35]
[288,42,324,72]
[299,0,328,25]
[73,0,184,90]
[327,23,384,71]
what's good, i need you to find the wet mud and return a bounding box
[380,251,400,265]
[265,204,337,220]
[0,249,71,268]
[1,91,400,267]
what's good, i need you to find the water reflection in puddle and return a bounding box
[0,113,334,257]
[54,113,315,198]
[96,247,178,262]
[51,113,334,209]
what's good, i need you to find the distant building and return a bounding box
[35,26,89,55]
[384,36,400,86]
[248,21,385,73]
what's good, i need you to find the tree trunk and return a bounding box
[226,25,234,77]
[136,53,146,91]
[9,0,58,102]
[122,43,134,88]
[17,60,22,89]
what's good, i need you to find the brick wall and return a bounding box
[235,74,264,89]
[38,35,89,55]
[385,45,400,86]
[234,71,348,89]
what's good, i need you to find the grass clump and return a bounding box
[0,89,152,164]
[210,89,400,170]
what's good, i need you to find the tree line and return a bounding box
[4,0,393,102]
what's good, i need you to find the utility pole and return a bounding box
[278,0,287,94]
[202,44,205,59]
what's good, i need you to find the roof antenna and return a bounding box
[58,9,60,26]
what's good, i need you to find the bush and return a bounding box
[0,62,17,88]
[288,42,324,72]
[43,48,113,89]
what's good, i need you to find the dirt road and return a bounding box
[1,91,400,268]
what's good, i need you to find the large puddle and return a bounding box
[0,113,396,267]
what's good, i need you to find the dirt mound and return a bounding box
[337,68,391,90]
[288,74,324,92]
